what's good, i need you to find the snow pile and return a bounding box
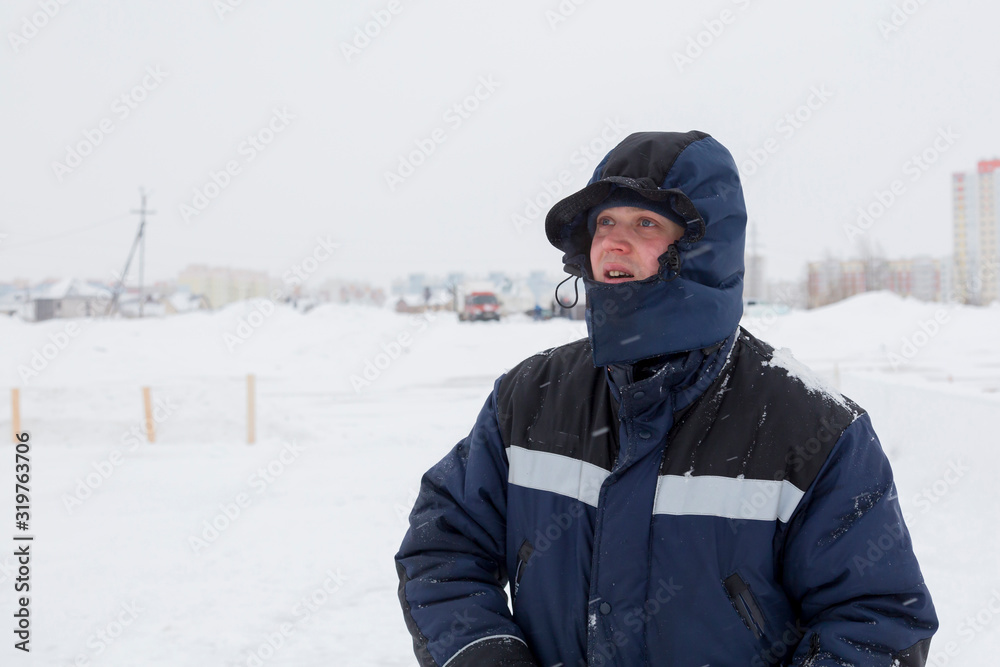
[743,291,1000,395]
[0,293,996,664]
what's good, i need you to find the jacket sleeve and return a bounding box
[780,413,939,666]
[395,378,539,667]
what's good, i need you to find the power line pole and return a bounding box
[106,189,155,317]
[131,189,155,317]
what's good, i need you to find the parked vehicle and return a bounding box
[459,291,501,322]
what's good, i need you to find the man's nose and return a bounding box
[600,226,631,252]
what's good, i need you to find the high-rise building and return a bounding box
[884,257,944,303]
[806,257,944,308]
[807,259,847,308]
[744,223,766,303]
[953,159,1000,304]
[177,265,273,309]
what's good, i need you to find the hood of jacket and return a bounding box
[545,131,747,366]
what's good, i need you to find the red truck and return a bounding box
[459,291,501,322]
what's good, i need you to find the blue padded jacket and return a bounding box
[395,329,937,666]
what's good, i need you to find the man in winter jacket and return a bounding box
[395,131,938,666]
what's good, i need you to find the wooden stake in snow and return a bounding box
[247,374,256,445]
[143,386,156,443]
[11,388,21,443]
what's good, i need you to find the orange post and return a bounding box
[247,374,256,444]
[142,386,156,443]
[11,389,21,443]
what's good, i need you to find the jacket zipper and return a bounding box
[723,572,768,640]
[513,539,534,603]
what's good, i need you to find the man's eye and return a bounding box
[598,217,614,226]
[639,218,656,227]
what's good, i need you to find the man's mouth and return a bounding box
[604,269,635,280]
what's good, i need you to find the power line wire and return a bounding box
[2,212,132,250]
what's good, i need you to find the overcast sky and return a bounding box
[1,0,997,289]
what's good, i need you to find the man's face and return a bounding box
[589,206,686,283]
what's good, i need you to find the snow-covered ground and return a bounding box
[0,292,997,665]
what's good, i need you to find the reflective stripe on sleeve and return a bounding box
[507,445,609,507]
[652,474,805,522]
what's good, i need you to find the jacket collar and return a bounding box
[606,329,738,414]
[584,270,743,367]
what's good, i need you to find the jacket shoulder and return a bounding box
[497,338,595,407]
[497,338,617,470]
[664,328,865,493]
[737,328,862,416]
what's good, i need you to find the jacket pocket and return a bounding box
[723,572,768,640]
[512,539,535,604]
